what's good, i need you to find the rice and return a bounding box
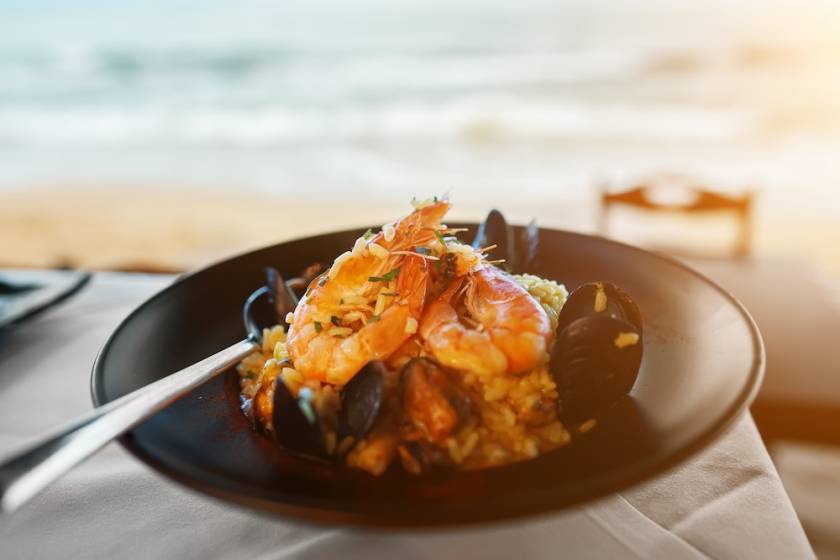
[614,331,640,348]
[453,361,569,469]
[368,242,389,258]
[351,236,367,255]
[513,273,568,331]
[382,222,396,242]
[442,274,571,469]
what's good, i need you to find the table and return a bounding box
[0,273,814,559]
[686,256,840,445]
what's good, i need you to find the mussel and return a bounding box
[264,264,325,324]
[270,360,386,460]
[336,361,386,444]
[401,358,470,446]
[265,267,299,320]
[555,281,642,335]
[272,375,330,460]
[396,358,472,473]
[472,209,514,271]
[550,282,644,423]
[471,209,539,273]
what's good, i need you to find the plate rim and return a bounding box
[90,225,765,527]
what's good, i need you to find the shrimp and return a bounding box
[286,200,449,385]
[419,277,508,376]
[420,265,553,376]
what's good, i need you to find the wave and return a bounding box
[0,97,749,146]
[0,40,808,106]
[0,47,655,105]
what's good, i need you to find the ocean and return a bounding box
[1,0,840,217]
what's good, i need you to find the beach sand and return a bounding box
[0,188,420,272]
[2,187,840,278]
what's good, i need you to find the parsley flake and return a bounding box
[369,267,400,283]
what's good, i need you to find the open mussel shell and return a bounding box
[517,219,539,272]
[265,267,299,320]
[337,361,386,444]
[271,376,330,460]
[265,264,326,326]
[472,209,539,273]
[271,361,387,461]
[472,209,514,270]
[556,281,643,337]
[551,315,643,423]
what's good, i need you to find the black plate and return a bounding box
[91,226,764,527]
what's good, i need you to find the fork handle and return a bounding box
[0,339,257,514]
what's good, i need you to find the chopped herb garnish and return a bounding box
[368,267,400,283]
[414,246,431,255]
[314,321,322,333]
[433,195,438,202]
[318,275,329,287]
[330,315,341,327]
[362,228,374,240]
[369,314,381,322]
[434,230,448,251]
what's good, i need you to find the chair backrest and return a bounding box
[599,178,755,258]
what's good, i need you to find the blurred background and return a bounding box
[2,0,840,553]
[2,0,840,272]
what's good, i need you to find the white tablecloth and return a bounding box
[0,273,814,559]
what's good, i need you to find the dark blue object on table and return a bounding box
[0,269,91,330]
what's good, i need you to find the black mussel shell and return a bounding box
[551,315,643,423]
[472,209,515,272]
[337,361,386,443]
[265,267,299,320]
[242,286,278,343]
[515,218,539,273]
[272,376,329,460]
[472,209,539,273]
[556,281,643,336]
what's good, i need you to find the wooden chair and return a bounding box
[599,177,755,259]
